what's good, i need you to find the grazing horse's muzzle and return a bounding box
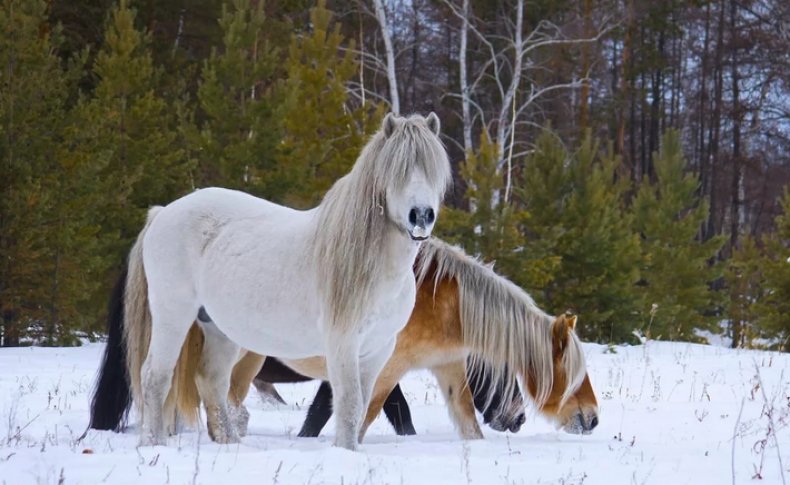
[562,408,600,435]
[407,206,435,241]
[487,411,526,433]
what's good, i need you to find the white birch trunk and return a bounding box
[496,0,524,169]
[373,0,400,115]
[460,0,472,153]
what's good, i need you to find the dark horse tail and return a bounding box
[87,267,132,431]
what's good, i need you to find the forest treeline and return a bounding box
[1,0,788,349]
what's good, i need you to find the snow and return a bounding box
[1,342,788,484]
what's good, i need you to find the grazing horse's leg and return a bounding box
[195,322,241,444]
[382,385,416,435]
[299,382,415,438]
[357,338,398,444]
[227,352,266,436]
[431,361,484,440]
[324,334,363,450]
[358,343,407,441]
[298,381,334,437]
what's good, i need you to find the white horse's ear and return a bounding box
[383,113,399,138]
[426,112,440,136]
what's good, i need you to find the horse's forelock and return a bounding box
[375,115,452,195]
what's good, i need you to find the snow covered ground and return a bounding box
[0,341,788,485]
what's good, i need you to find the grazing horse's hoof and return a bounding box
[459,424,484,440]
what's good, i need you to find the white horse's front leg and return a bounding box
[358,337,397,443]
[325,335,363,451]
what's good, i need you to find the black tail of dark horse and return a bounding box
[87,267,132,431]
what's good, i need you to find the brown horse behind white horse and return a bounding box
[168,238,599,441]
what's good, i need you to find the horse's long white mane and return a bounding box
[415,238,586,408]
[313,114,452,330]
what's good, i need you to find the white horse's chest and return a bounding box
[357,274,416,349]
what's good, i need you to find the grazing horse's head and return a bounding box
[376,113,451,242]
[525,313,599,435]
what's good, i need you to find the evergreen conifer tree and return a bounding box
[189,0,283,198]
[277,0,382,207]
[631,131,724,341]
[756,190,790,351]
[725,236,765,348]
[72,0,191,257]
[520,130,641,342]
[0,0,73,345]
[439,132,559,290]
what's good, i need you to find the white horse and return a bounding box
[118,113,451,450]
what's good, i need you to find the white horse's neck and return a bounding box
[377,225,422,278]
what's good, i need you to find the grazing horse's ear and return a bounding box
[426,112,440,136]
[564,311,577,331]
[552,314,574,352]
[383,113,399,138]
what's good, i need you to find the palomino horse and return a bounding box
[249,357,526,437]
[169,238,599,440]
[88,113,452,450]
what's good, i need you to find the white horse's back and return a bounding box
[143,187,323,357]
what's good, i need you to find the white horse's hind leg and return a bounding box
[141,314,194,446]
[195,322,241,444]
[325,336,363,450]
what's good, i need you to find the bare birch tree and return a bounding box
[445,0,610,201]
[372,0,400,115]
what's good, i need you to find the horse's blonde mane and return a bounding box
[415,238,586,408]
[313,114,451,331]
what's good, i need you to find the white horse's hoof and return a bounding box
[229,405,250,437]
[208,428,240,444]
[139,433,166,447]
[333,437,358,451]
[205,404,240,444]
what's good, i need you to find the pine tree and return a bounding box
[520,130,641,342]
[725,236,765,348]
[0,0,73,345]
[755,189,790,351]
[631,131,724,342]
[189,0,284,198]
[48,0,193,342]
[438,132,559,290]
[40,123,109,344]
[277,0,382,208]
[72,0,191,258]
